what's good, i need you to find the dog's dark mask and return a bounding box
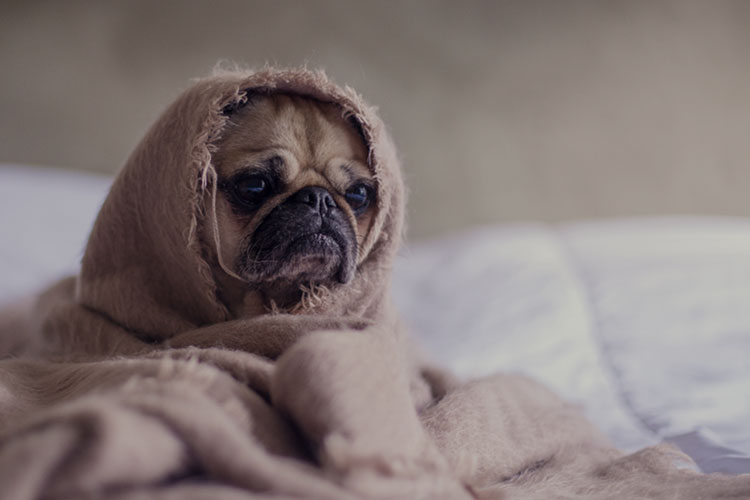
[239,185,357,286]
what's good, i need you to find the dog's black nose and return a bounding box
[291,186,337,214]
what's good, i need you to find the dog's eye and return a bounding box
[344,183,372,214]
[232,174,270,206]
[237,176,266,195]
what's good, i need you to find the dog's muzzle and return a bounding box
[240,186,358,284]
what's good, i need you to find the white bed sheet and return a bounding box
[1,164,748,474]
[394,219,750,474]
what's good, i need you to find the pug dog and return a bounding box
[206,93,377,316]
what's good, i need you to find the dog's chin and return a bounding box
[276,233,344,283]
[238,231,355,291]
[236,233,349,309]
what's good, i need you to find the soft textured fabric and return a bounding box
[3,165,750,474]
[1,68,749,499]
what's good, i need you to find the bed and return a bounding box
[1,163,748,474]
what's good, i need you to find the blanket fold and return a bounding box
[1,67,748,499]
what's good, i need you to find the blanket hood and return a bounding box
[76,68,405,341]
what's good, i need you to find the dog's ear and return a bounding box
[221,95,245,116]
[221,88,271,116]
[347,115,368,146]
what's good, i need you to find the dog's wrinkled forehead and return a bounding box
[215,93,371,188]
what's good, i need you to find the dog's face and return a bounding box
[210,93,375,309]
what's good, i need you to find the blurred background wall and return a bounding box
[1,0,749,240]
